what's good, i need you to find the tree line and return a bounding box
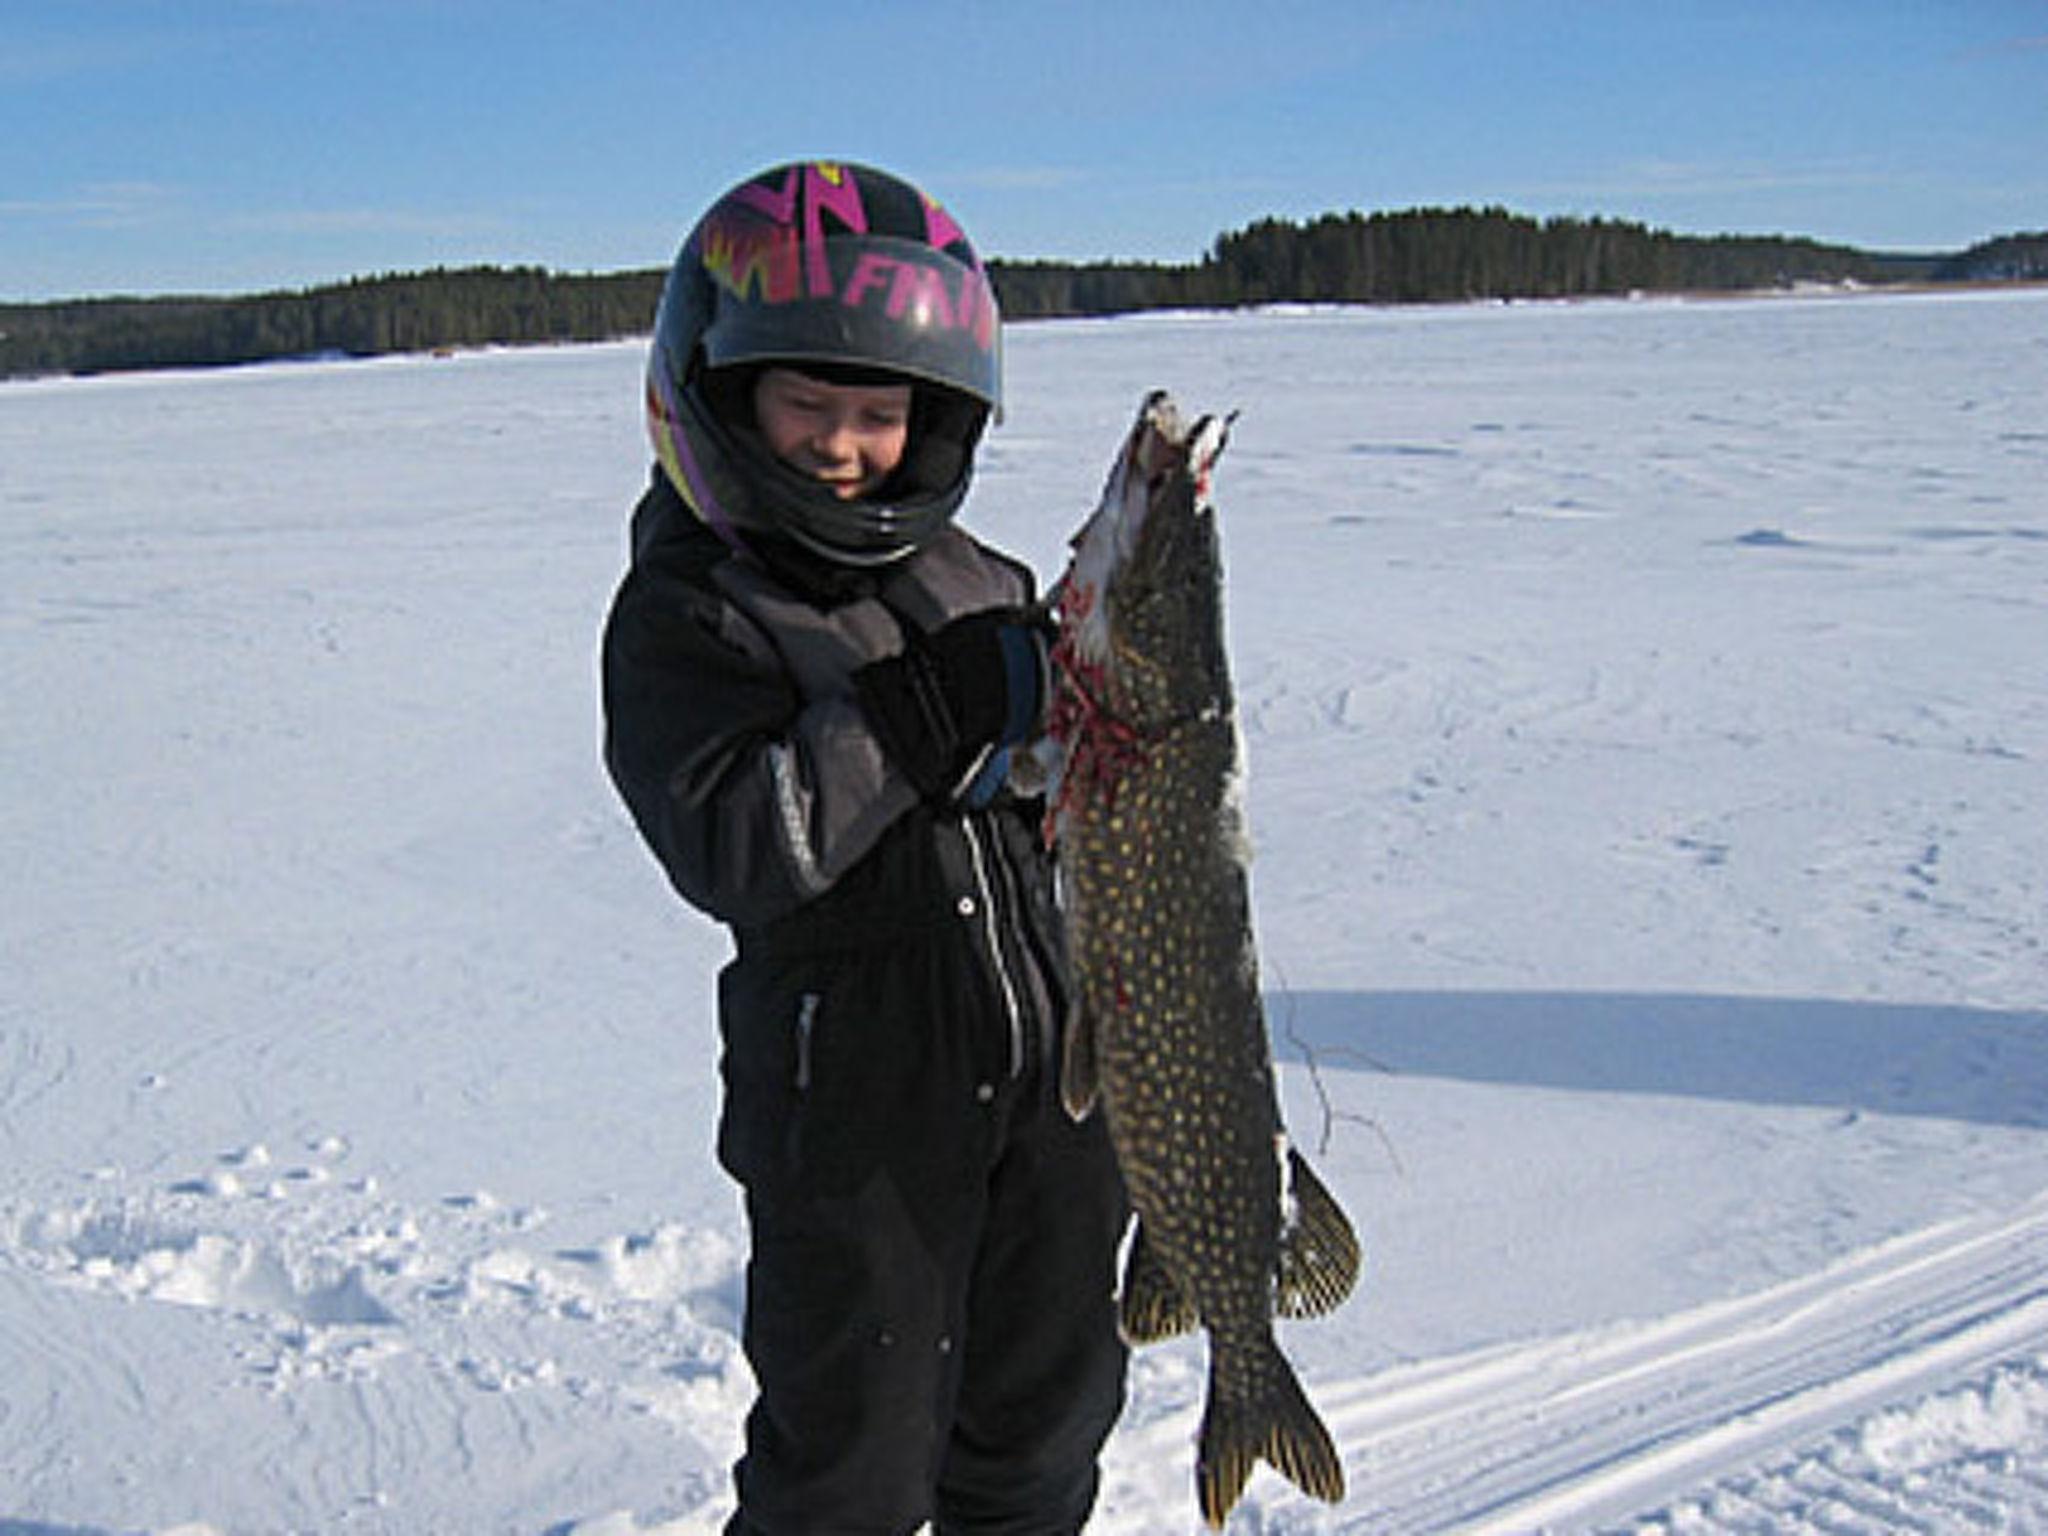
[1933,231,2048,283]
[2,208,2033,380]
[0,265,665,380]
[991,208,1951,316]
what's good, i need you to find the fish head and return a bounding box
[1058,392,1235,732]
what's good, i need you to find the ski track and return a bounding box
[1097,1192,2048,1532]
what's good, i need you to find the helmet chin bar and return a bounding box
[733,419,967,567]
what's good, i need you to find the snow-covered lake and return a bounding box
[3,287,2045,1533]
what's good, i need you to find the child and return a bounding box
[601,161,1129,1534]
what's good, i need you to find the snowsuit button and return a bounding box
[956,894,977,917]
[975,1082,996,1104]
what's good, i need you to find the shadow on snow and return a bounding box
[1268,990,2048,1131]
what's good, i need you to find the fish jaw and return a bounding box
[1058,392,1231,689]
[1059,390,1180,677]
[1048,393,1236,839]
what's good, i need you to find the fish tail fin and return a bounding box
[1276,1147,1362,1319]
[1196,1340,1345,1527]
[1118,1219,1198,1343]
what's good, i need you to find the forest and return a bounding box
[3,207,2041,380]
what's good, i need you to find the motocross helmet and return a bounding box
[646,160,1002,566]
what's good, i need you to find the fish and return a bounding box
[1046,391,1362,1526]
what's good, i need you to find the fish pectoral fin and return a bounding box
[1117,1220,1199,1344]
[1196,1340,1345,1527]
[1058,1000,1100,1122]
[1276,1148,1363,1319]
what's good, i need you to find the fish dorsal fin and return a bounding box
[1119,1219,1199,1344]
[1060,998,1100,1122]
[1276,1148,1362,1319]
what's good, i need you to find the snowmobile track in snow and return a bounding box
[1118,1190,2048,1531]
[1373,1192,2048,1531]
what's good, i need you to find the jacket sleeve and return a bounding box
[601,539,920,930]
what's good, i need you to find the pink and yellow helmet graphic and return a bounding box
[645,161,1002,565]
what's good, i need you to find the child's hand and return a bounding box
[854,610,1051,803]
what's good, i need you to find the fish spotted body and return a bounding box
[1048,392,1361,1526]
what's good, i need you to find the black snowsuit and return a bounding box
[602,472,1129,1534]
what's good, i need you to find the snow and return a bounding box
[2,287,2045,1534]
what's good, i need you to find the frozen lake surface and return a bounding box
[3,286,2045,1532]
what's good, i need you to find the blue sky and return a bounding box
[4,0,2045,300]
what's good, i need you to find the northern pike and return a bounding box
[1047,392,1361,1526]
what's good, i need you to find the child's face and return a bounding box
[753,367,913,501]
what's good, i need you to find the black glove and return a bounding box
[855,608,1052,803]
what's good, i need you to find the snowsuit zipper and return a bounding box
[962,817,1026,1082]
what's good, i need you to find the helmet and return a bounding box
[646,160,1002,567]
